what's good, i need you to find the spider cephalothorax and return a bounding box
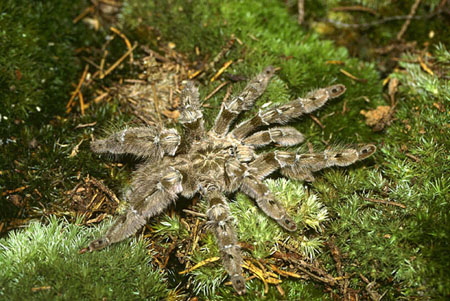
[84,66,375,295]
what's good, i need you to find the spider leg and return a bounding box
[281,144,376,180]
[240,175,297,231]
[91,127,180,159]
[211,66,277,136]
[205,187,246,295]
[86,167,183,252]
[243,126,304,148]
[178,82,205,150]
[249,151,313,181]
[249,144,376,182]
[231,84,346,139]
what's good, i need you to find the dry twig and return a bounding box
[210,60,233,82]
[66,65,89,113]
[178,257,220,274]
[298,0,305,24]
[100,42,138,79]
[397,0,422,40]
[89,177,121,204]
[204,81,229,101]
[340,69,368,83]
[110,26,134,63]
[364,197,406,209]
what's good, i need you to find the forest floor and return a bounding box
[1,0,449,300]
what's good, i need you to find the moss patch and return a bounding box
[0,216,168,300]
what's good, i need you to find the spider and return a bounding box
[82,66,375,295]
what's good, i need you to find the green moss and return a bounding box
[0,216,169,300]
[121,0,384,141]
[314,45,449,298]
[0,0,97,130]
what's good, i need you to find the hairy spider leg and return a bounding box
[243,126,304,148]
[231,85,346,139]
[212,66,277,136]
[240,175,297,231]
[249,145,376,183]
[205,187,246,295]
[87,168,183,252]
[91,127,180,159]
[178,82,205,151]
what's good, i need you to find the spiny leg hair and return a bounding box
[205,186,246,295]
[240,176,297,231]
[84,65,375,295]
[212,66,277,136]
[249,145,377,182]
[91,127,180,159]
[243,126,304,148]
[87,167,183,251]
[178,81,205,148]
[232,84,346,139]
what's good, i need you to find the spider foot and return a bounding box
[231,274,246,295]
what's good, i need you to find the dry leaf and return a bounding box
[360,106,394,131]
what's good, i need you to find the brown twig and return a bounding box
[110,26,134,63]
[340,69,368,83]
[204,81,229,101]
[178,257,220,274]
[209,35,236,70]
[364,197,406,209]
[397,0,422,40]
[89,177,121,204]
[2,185,29,197]
[73,6,94,24]
[405,153,420,162]
[309,114,325,129]
[78,91,85,115]
[74,121,97,129]
[272,251,336,286]
[99,50,108,78]
[81,56,101,69]
[332,5,377,15]
[298,0,305,24]
[222,84,233,103]
[341,99,348,115]
[100,42,138,79]
[182,209,207,218]
[141,45,170,63]
[93,91,109,104]
[152,83,163,127]
[210,60,233,82]
[418,56,434,75]
[66,65,89,113]
[270,264,303,279]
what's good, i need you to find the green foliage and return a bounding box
[152,214,189,239]
[0,0,97,132]
[121,0,384,141]
[0,0,138,221]
[119,3,384,297]
[0,216,168,300]
[314,45,449,298]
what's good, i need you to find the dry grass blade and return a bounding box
[100,42,138,79]
[66,65,89,113]
[178,257,220,274]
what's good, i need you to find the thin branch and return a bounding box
[298,0,305,25]
[397,0,422,40]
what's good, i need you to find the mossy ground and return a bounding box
[1,0,449,300]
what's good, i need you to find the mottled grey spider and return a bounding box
[83,66,375,295]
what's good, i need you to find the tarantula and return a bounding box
[83,66,375,295]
